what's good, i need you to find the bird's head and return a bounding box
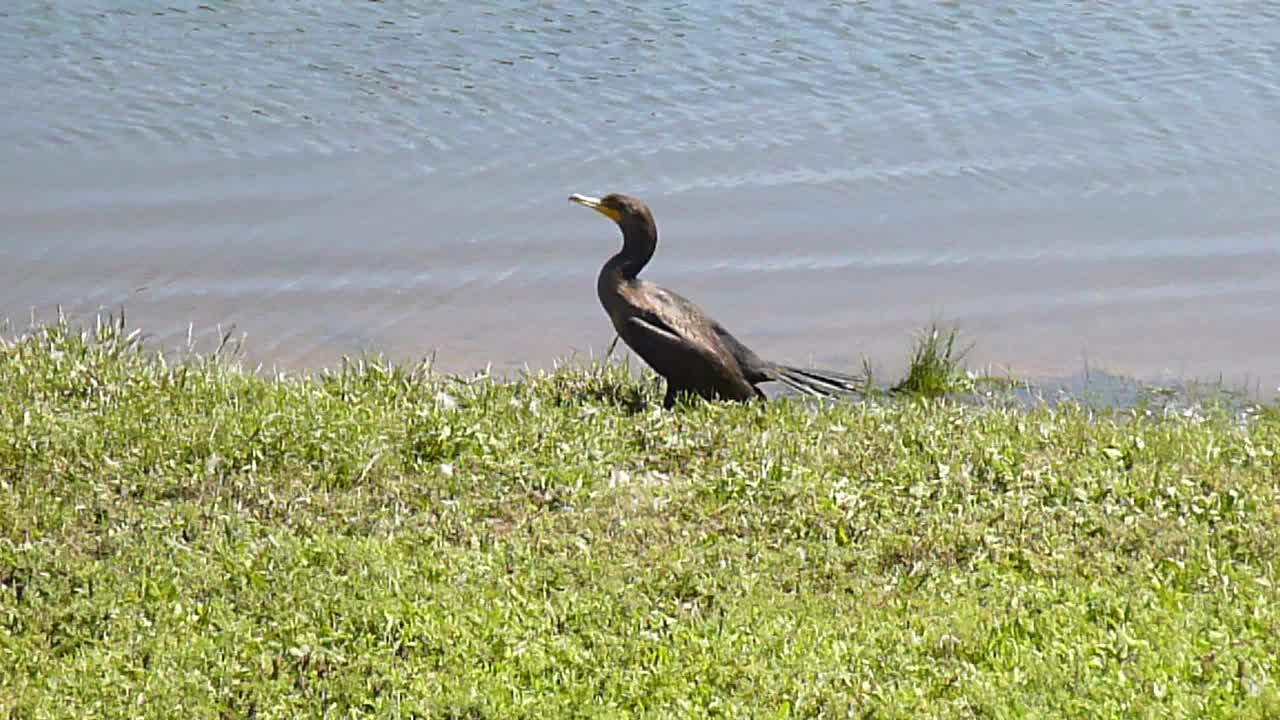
[568,193,654,230]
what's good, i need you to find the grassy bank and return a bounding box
[2,319,1279,718]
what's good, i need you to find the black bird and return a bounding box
[569,192,863,408]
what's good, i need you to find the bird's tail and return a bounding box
[772,365,866,399]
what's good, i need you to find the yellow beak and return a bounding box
[569,193,621,222]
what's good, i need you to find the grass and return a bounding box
[2,316,1280,718]
[891,324,973,399]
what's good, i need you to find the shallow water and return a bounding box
[2,2,1278,391]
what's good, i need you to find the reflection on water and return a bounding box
[1,1,1278,390]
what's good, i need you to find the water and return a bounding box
[2,1,1278,392]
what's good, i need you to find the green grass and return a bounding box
[2,317,1280,718]
[891,324,974,399]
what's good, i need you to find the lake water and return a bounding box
[2,1,1278,392]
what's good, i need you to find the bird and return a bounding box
[569,192,864,408]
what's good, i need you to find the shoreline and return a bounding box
[5,311,1276,407]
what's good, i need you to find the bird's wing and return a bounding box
[710,321,776,383]
[629,311,684,344]
[622,310,750,395]
[622,283,756,383]
[623,314,713,371]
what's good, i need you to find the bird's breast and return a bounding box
[596,270,644,331]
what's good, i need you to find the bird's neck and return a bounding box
[604,221,657,280]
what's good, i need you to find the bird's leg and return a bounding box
[605,334,620,358]
[662,384,679,409]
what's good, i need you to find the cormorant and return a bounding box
[569,192,863,408]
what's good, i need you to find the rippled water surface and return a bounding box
[2,2,1278,389]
